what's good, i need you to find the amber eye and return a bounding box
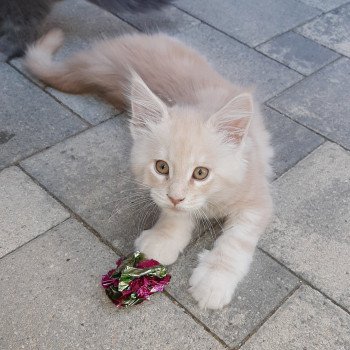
[155,160,169,175]
[192,167,209,180]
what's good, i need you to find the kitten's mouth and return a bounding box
[163,203,187,212]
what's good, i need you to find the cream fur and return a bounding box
[25,30,273,309]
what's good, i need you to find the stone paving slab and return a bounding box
[241,285,350,350]
[257,31,339,75]
[0,218,225,350]
[260,142,350,311]
[296,3,350,57]
[299,0,350,12]
[20,117,157,253]
[118,4,200,34]
[263,106,324,178]
[46,89,120,125]
[175,0,320,47]
[0,63,87,170]
[175,24,302,102]
[0,52,6,63]
[167,230,300,347]
[0,167,69,258]
[268,57,350,149]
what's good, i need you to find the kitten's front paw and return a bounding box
[189,256,237,309]
[135,229,180,265]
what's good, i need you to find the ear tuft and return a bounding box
[130,72,167,136]
[208,93,253,145]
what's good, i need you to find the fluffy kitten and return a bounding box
[0,0,172,60]
[24,30,273,309]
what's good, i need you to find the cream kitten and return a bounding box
[25,29,273,309]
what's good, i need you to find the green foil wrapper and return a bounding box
[101,251,171,307]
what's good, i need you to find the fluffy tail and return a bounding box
[25,29,128,107]
[24,29,94,94]
[24,29,64,83]
[87,0,173,14]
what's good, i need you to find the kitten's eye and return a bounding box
[192,167,209,180]
[155,160,169,175]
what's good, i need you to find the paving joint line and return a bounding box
[264,55,343,106]
[271,139,327,182]
[7,59,124,128]
[7,61,92,128]
[17,164,124,257]
[258,247,350,317]
[234,283,302,350]
[172,4,303,75]
[0,217,71,261]
[173,1,349,78]
[7,61,46,90]
[291,0,350,54]
[254,7,328,49]
[163,290,230,349]
[266,101,350,153]
[270,141,330,184]
[0,114,123,173]
[293,29,346,57]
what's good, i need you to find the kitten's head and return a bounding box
[129,73,253,214]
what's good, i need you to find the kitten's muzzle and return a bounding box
[167,195,185,206]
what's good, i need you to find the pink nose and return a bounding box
[167,195,185,206]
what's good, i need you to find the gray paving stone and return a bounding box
[0,52,6,62]
[175,0,320,47]
[257,31,339,75]
[167,229,300,347]
[241,285,350,350]
[21,117,157,253]
[299,0,350,12]
[0,64,87,169]
[118,5,200,34]
[0,167,69,258]
[297,4,350,57]
[263,106,324,178]
[260,142,350,310]
[0,218,225,350]
[175,24,302,102]
[47,89,120,125]
[10,58,46,88]
[268,58,350,149]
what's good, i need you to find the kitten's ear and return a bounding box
[130,72,168,136]
[208,93,253,145]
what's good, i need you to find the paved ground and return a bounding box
[1,0,349,349]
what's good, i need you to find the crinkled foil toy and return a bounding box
[101,251,171,307]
